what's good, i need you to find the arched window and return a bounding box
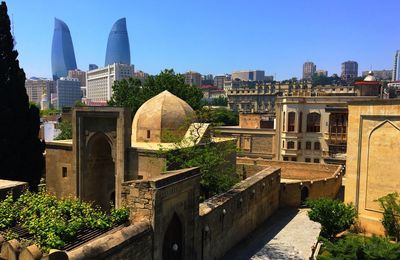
[314,142,320,150]
[288,112,295,132]
[307,113,321,132]
[287,141,295,149]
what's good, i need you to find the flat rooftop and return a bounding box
[237,158,341,181]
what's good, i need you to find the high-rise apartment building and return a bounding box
[54,77,81,109]
[341,61,358,81]
[315,70,328,77]
[105,18,131,66]
[232,70,265,81]
[25,78,55,106]
[214,75,226,89]
[86,63,135,104]
[302,62,316,80]
[362,70,392,81]
[51,18,77,80]
[392,50,400,81]
[68,69,86,87]
[184,71,202,87]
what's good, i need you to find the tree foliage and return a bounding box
[0,2,44,190]
[161,111,238,200]
[0,191,129,251]
[54,120,72,140]
[377,192,400,241]
[306,198,357,239]
[318,235,400,260]
[108,69,204,115]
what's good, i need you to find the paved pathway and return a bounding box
[222,208,321,260]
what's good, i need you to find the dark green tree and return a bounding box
[54,120,72,140]
[108,69,204,115]
[0,1,44,190]
[306,198,357,240]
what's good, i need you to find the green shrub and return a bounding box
[377,192,400,241]
[306,198,356,239]
[0,191,129,251]
[318,235,400,260]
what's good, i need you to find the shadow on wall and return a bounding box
[221,208,299,260]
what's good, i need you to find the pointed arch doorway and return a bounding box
[162,213,183,260]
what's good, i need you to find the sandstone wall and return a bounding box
[199,167,281,259]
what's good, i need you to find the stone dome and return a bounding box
[364,71,377,81]
[131,90,194,144]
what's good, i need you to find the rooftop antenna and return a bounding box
[11,14,16,47]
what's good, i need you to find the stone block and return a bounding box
[1,239,21,260]
[19,244,42,260]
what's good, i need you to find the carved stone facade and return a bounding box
[345,100,400,235]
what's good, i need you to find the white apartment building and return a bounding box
[86,63,135,103]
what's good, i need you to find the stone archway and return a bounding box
[82,133,115,211]
[301,186,309,206]
[162,213,183,260]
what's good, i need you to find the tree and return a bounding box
[377,192,400,241]
[199,107,238,126]
[160,111,238,200]
[54,120,72,140]
[306,198,357,240]
[109,69,204,115]
[0,1,44,190]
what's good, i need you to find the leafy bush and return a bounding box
[0,191,129,251]
[307,198,356,239]
[54,120,72,140]
[377,192,400,241]
[319,235,400,260]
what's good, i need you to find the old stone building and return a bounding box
[215,113,276,159]
[345,99,400,235]
[274,95,379,164]
[40,90,344,259]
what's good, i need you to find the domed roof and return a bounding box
[364,71,377,81]
[131,90,194,144]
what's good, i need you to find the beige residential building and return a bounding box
[25,78,55,107]
[345,99,400,235]
[184,71,202,87]
[275,96,379,164]
[68,69,86,87]
[303,62,316,80]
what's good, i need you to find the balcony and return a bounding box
[281,148,302,156]
[324,132,347,144]
[322,150,346,164]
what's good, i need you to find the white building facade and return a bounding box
[86,63,135,104]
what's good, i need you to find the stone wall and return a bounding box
[67,222,152,260]
[121,167,202,260]
[280,169,343,207]
[45,141,76,198]
[199,166,281,259]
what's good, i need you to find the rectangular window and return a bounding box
[283,156,289,161]
[314,158,320,163]
[147,130,151,139]
[305,158,311,163]
[62,167,67,178]
[288,112,295,132]
[306,141,312,150]
[282,112,286,131]
[287,141,295,149]
[291,157,297,161]
[298,112,303,132]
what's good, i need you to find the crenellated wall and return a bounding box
[198,166,281,260]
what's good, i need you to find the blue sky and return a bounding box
[7,0,400,80]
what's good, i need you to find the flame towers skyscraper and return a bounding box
[51,18,77,80]
[105,18,131,66]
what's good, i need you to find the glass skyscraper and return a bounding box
[105,18,131,66]
[392,50,400,81]
[51,18,77,80]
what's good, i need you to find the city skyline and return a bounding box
[8,0,400,80]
